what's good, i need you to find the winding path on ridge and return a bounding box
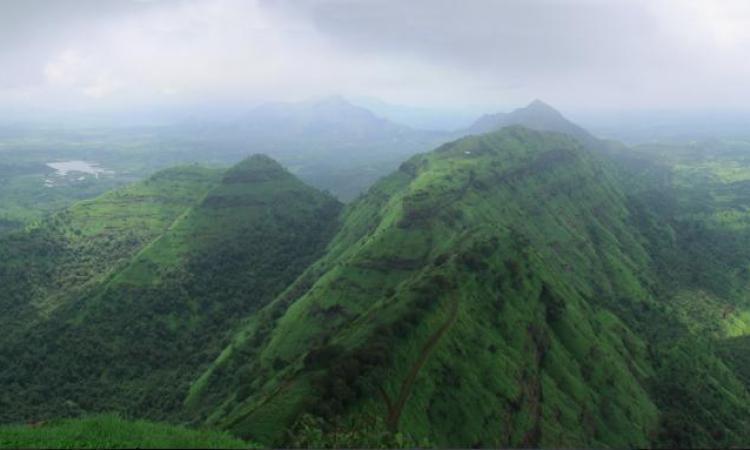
[382,296,460,431]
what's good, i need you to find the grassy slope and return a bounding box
[0,165,221,326]
[189,127,702,447]
[0,414,254,449]
[4,130,750,447]
[0,155,342,424]
[0,166,221,422]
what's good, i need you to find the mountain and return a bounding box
[184,127,750,448]
[175,96,449,201]
[184,126,657,446]
[0,155,341,423]
[0,165,222,331]
[5,110,750,448]
[238,96,417,143]
[348,97,481,131]
[173,99,595,203]
[465,100,596,145]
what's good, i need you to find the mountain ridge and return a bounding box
[0,155,342,423]
[4,104,750,448]
[184,126,750,448]
[185,127,662,446]
[464,99,596,145]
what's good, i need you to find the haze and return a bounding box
[3,0,750,120]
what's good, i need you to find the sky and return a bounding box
[3,0,750,117]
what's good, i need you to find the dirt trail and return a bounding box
[383,297,459,431]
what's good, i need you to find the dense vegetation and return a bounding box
[185,127,750,447]
[4,102,750,448]
[0,156,341,424]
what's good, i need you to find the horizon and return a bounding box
[4,93,750,145]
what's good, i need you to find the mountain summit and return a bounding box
[185,127,663,446]
[240,96,413,141]
[466,99,595,144]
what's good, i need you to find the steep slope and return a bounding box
[188,127,750,448]
[0,165,222,331]
[604,138,750,447]
[182,128,654,446]
[0,155,341,423]
[466,100,596,145]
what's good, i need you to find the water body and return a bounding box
[46,160,114,178]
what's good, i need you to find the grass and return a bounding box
[188,128,667,447]
[0,155,342,429]
[184,128,750,448]
[0,414,255,449]
[6,128,750,447]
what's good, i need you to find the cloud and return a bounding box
[43,49,123,99]
[2,0,750,112]
[278,0,750,109]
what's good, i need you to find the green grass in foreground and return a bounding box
[0,414,255,449]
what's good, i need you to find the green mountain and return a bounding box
[0,165,222,332]
[466,100,595,146]
[0,155,341,423]
[237,96,420,144]
[184,127,750,448]
[182,96,448,201]
[4,120,750,448]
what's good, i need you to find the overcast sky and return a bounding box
[2,0,750,115]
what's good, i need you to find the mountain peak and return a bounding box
[314,95,351,108]
[465,100,593,143]
[525,98,557,112]
[222,154,289,184]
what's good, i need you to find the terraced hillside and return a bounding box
[0,155,341,423]
[186,127,750,448]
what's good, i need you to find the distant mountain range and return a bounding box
[464,99,596,144]
[176,96,603,201]
[239,96,418,143]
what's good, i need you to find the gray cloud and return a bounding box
[0,0,165,88]
[299,1,657,70]
[2,0,750,113]
[276,0,750,108]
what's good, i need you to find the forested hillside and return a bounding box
[185,127,750,448]
[0,155,341,423]
[4,126,750,449]
[6,0,750,448]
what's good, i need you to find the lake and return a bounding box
[46,160,114,178]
